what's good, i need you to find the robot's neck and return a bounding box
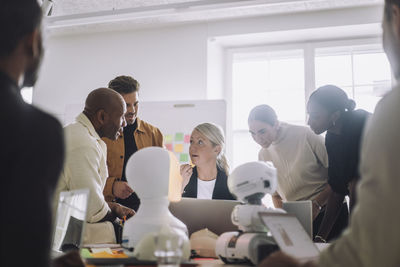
[246,193,264,205]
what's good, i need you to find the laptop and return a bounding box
[52,189,90,257]
[259,212,320,263]
[282,201,313,238]
[169,198,241,236]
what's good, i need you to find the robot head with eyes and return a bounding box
[228,161,277,205]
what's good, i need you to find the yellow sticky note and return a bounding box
[174,144,184,153]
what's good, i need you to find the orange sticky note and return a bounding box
[174,144,184,153]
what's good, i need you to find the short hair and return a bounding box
[108,75,140,95]
[0,0,42,58]
[385,0,400,21]
[248,105,278,126]
[308,85,355,114]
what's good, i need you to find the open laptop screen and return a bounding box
[52,189,89,254]
[169,198,241,236]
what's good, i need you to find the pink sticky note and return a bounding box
[184,134,190,143]
[165,144,173,151]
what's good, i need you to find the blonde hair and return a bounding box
[193,123,229,175]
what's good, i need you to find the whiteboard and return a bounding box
[64,99,227,164]
[140,100,226,164]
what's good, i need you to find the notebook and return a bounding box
[52,189,90,257]
[169,197,241,236]
[259,212,320,263]
[282,201,313,238]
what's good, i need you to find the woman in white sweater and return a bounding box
[248,105,347,239]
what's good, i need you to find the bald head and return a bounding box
[84,88,124,115]
[83,88,127,140]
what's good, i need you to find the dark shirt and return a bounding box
[0,72,64,267]
[121,121,138,181]
[182,166,236,200]
[117,122,140,211]
[325,109,370,195]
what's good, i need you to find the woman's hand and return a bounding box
[180,164,193,190]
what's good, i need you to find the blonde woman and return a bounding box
[180,123,235,200]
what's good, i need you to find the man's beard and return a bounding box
[22,40,43,88]
[22,55,42,88]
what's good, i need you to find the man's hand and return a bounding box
[113,181,134,199]
[180,164,193,191]
[259,252,318,267]
[108,202,135,219]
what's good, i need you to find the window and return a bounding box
[230,42,392,171]
[315,45,392,113]
[232,50,305,169]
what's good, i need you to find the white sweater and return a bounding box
[54,113,115,244]
[258,123,329,202]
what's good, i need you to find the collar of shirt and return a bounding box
[0,71,23,101]
[75,112,107,154]
[272,122,288,145]
[119,117,145,138]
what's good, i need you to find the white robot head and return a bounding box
[228,161,277,204]
[125,146,182,202]
[123,147,190,259]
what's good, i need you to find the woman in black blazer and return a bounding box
[180,123,235,200]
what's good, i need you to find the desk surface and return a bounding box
[86,259,238,267]
[84,243,330,266]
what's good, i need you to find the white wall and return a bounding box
[34,5,383,122]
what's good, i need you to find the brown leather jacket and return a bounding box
[102,117,163,202]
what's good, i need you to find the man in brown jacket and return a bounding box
[103,75,163,211]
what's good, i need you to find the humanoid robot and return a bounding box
[121,147,191,260]
[215,161,283,265]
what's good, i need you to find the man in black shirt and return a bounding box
[0,1,65,267]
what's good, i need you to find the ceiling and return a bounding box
[45,0,383,35]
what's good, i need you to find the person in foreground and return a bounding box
[54,88,134,244]
[248,105,342,239]
[180,123,235,200]
[260,1,400,266]
[307,85,369,243]
[0,1,64,266]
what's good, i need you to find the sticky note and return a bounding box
[174,144,184,153]
[165,135,173,143]
[184,134,190,143]
[165,144,173,151]
[180,153,189,162]
[175,133,184,141]
[81,248,92,258]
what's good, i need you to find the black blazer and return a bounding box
[0,72,65,267]
[182,166,236,200]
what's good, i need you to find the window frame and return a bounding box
[224,37,392,168]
